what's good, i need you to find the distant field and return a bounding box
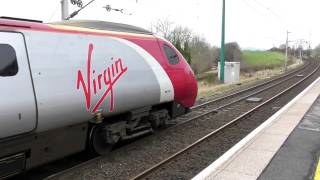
[242,51,285,65]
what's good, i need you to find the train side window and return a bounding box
[163,44,179,65]
[0,44,18,76]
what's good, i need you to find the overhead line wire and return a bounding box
[251,0,283,22]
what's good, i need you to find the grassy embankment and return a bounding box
[197,51,302,98]
[242,51,284,66]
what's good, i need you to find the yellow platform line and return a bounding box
[315,158,320,180]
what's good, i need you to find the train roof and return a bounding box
[51,20,153,35]
[0,17,154,38]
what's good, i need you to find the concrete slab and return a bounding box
[212,171,256,180]
[276,114,302,124]
[265,117,300,136]
[248,133,288,152]
[304,94,320,104]
[246,97,263,103]
[205,169,222,179]
[285,105,310,116]
[224,149,274,176]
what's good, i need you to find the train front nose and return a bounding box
[184,67,198,107]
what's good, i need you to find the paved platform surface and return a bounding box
[193,77,320,180]
[259,95,320,180]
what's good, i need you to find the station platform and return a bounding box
[193,77,320,180]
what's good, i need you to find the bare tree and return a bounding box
[170,26,193,64]
[150,19,192,44]
[312,44,320,59]
[149,18,174,40]
[190,36,217,74]
[224,42,242,62]
[150,19,219,74]
[171,26,193,44]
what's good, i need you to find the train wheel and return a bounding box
[88,125,114,155]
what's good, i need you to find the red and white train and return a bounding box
[0,17,197,178]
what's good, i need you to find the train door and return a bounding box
[0,32,37,139]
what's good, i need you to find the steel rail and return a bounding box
[191,61,309,110]
[129,63,320,180]
[175,61,313,127]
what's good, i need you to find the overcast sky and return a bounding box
[1,0,319,50]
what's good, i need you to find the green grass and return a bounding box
[242,51,285,65]
[196,71,219,83]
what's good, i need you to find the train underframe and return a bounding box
[0,101,187,179]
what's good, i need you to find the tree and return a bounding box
[312,44,320,58]
[226,42,242,62]
[150,18,174,40]
[217,42,242,62]
[170,26,193,64]
[170,26,192,45]
[190,36,217,74]
[150,20,192,64]
[183,41,192,64]
[150,19,219,74]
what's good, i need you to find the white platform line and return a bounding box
[192,77,320,180]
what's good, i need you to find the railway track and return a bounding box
[192,62,309,110]
[172,61,310,127]
[17,60,319,180]
[130,60,320,179]
[194,61,309,106]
